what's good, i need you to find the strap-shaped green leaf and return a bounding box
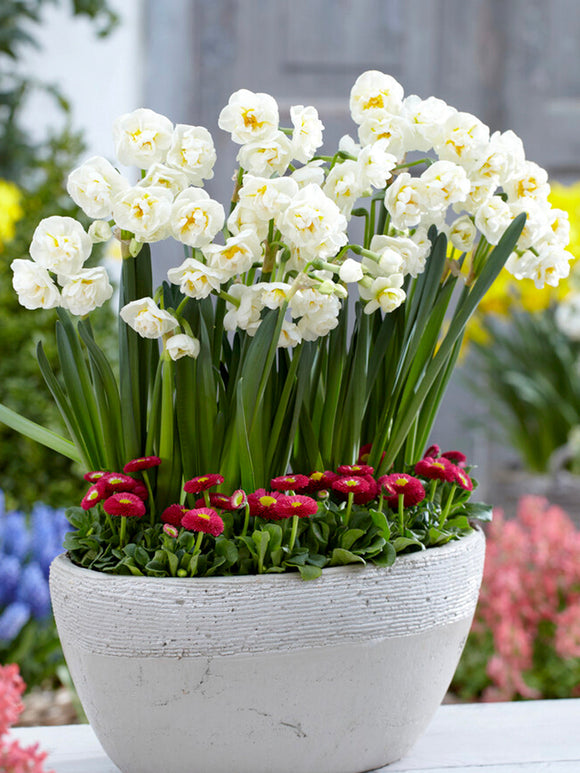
[0,403,81,463]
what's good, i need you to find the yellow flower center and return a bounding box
[259,495,277,507]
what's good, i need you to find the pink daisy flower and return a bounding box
[414,456,456,483]
[103,492,146,518]
[306,471,340,492]
[441,450,467,468]
[83,470,108,483]
[276,494,319,519]
[161,504,189,527]
[98,472,137,495]
[453,467,474,491]
[270,474,310,492]
[194,493,237,510]
[247,489,283,519]
[81,484,104,510]
[181,507,224,537]
[337,463,375,476]
[378,473,426,508]
[183,473,225,494]
[423,444,441,459]
[123,455,162,473]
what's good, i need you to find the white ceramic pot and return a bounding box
[50,528,484,773]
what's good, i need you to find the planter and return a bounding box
[49,528,484,773]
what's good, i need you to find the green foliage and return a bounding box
[464,309,580,472]
[64,467,484,578]
[0,0,117,509]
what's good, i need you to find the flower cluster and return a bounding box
[453,496,580,701]
[12,71,571,356]
[0,492,68,644]
[73,445,478,578]
[0,663,51,773]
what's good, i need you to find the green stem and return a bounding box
[344,492,354,527]
[143,470,156,526]
[288,515,299,552]
[398,493,405,536]
[428,479,438,502]
[119,516,127,548]
[439,484,457,528]
[193,531,204,554]
[241,504,250,538]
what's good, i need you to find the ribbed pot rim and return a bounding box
[52,525,483,586]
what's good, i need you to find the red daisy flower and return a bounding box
[423,444,441,459]
[414,456,456,483]
[132,480,149,500]
[230,489,247,509]
[453,467,474,491]
[123,456,162,473]
[441,450,467,468]
[103,492,146,518]
[181,507,224,537]
[276,494,319,519]
[83,470,108,483]
[337,463,375,476]
[81,484,104,510]
[332,475,372,497]
[161,503,188,527]
[183,473,225,494]
[357,443,386,466]
[270,474,310,492]
[99,472,137,495]
[247,489,283,519]
[306,471,340,492]
[162,523,179,538]
[378,473,426,508]
[194,493,237,510]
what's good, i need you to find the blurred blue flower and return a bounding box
[0,601,31,643]
[0,492,69,645]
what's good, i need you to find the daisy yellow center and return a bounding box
[432,462,445,470]
[197,512,211,521]
[259,495,277,507]
[311,472,323,481]
[394,477,408,486]
[119,498,132,505]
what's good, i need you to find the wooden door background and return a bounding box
[143,0,580,488]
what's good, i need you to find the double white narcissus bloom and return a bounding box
[138,163,190,196]
[112,186,173,242]
[237,131,294,177]
[359,274,406,315]
[290,105,324,164]
[202,229,262,279]
[237,175,298,222]
[276,184,348,259]
[369,235,427,278]
[30,216,92,276]
[356,139,397,190]
[60,267,114,317]
[383,173,426,231]
[323,160,364,217]
[223,284,263,336]
[113,108,174,169]
[67,156,129,219]
[167,258,223,299]
[290,288,341,342]
[349,70,404,125]
[449,215,477,253]
[11,259,60,310]
[165,333,201,360]
[170,188,225,248]
[120,297,179,339]
[218,89,279,144]
[165,124,216,185]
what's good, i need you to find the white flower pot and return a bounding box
[49,528,484,773]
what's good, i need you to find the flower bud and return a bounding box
[88,220,113,243]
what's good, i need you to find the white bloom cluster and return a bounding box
[11,216,113,315]
[16,74,572,353]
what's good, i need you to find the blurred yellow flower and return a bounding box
[0,180,23,249]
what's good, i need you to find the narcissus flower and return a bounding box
[103,492,146,518]
[306,471,339,491]
[276,494,319,519]
[337,463,375,476]
[247,489,283,519]
[414,456,456,482]
[181,507,224,537]
[183,474,225,494]
[81,484,104,510]
[161,504,188,527]
[441,450,468,468]
[453,467,474,491]
[270,474,310,492]
[123,456,162,473]
[378,473,426,508]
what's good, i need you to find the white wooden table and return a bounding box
[9,699,580,772]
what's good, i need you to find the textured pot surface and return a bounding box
[50,529,485,773]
